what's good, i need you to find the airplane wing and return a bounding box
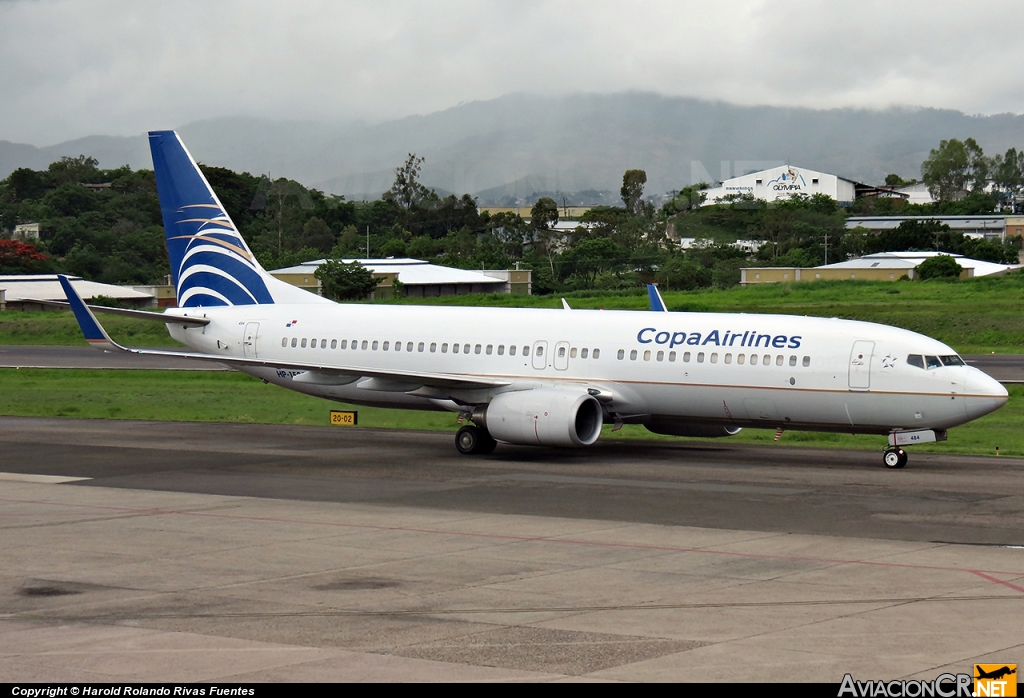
[58,275,508,391]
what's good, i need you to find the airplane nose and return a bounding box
[965,368,1008,420]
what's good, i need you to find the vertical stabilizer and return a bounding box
[149,130,277,308]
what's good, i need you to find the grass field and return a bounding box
[4,273,1024,353]
[0,368,1017,457]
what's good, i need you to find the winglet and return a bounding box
[647,283,667,312]
[58,275,124,351]
[561,298,572,310]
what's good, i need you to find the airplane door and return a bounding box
[532,341,548,370]
[553,341,570,371]
[849,340,874,390]
[243,322,260,359]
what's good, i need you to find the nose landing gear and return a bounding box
[883,446,908,469]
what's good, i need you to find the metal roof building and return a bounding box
[741,251,1020,285]
[700,165,893,207]
[0,275,156,311]
[269,258,532,299]
[846,216,1007,240]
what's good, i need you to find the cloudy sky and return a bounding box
[3,0,1023,146]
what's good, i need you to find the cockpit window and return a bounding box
[940,355,965,366]
[907,354,924,369]
[925,355,942,369]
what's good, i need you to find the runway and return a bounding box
[1,417,1022,682]
[0,345,1022,380]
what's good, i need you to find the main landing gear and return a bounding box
[455,425,497,455]
[883,446,908,470]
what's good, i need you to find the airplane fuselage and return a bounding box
[164,302,1007,436]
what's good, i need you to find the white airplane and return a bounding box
[60,130,1009,469]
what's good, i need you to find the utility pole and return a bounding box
[823,233,829,265]
[366,226,370,259]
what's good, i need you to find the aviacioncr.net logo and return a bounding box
[838,673,973,697]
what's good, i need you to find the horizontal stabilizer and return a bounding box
[23,298,209,326]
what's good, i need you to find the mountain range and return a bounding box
[3,92,1023,204]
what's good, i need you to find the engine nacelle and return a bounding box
[477,388,603,447]
[644,417,742,438]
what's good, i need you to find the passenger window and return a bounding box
[340,340,347,349]
[486,345,493,355]
[630,350,637,360]
[351,339,357,349]
[406,342,413,352]
[523,345,530,356]
[464,344,471,354]
[291,338,297,348]
[475,344,482,355]
[683,352,691,362]
[656,350,664,361]
[776,355,784,366]
[382,341,389,351]
[281,338,287,347]
[558,346,566,358]
[418,342,424,352]
[802,356,810,367]
[763,354,771,366]
[394,341,401,351]
[361,340,368,350]
[441,343,448,353]
[498,345,504,355]
[789,355,796,366]
[617,349,625,360]
[926,355,942,369]
[372,341,379,351]
[453,343,460,354]
[311,338,317,347]
[697,352,705,363]
[593,349,600,359]
[331,339,337,349]
[643,350,651,361]
[430,342,436,352]
[301,338,308,348]
[510,345,517,356]
[580,348,588,359]
[710,353,718,364]
[322,339,328,349]
[738,354,745,364]
[570,347,577,358]
[724,353,732,364]
[750,354,758,365]
[668,351,676,362]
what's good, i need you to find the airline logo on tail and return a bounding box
[149,130,274,308]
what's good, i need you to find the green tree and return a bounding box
[991,148,1024,201]
[921,138,990,202]
[314,259,378,301]
[621,169,648,216]
[916,254,963,280]
[531,196,560,274]
[384,153,431,209]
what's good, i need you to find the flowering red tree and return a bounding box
[0,239,51,273]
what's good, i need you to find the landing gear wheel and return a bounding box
[455,425,497,455]
[883,447,908,469]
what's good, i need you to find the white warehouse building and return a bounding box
[700,165,887,207]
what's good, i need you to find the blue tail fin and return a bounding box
[149,130,275,308]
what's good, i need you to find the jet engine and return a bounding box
[475,388,603,447]
[644,417,742,438]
